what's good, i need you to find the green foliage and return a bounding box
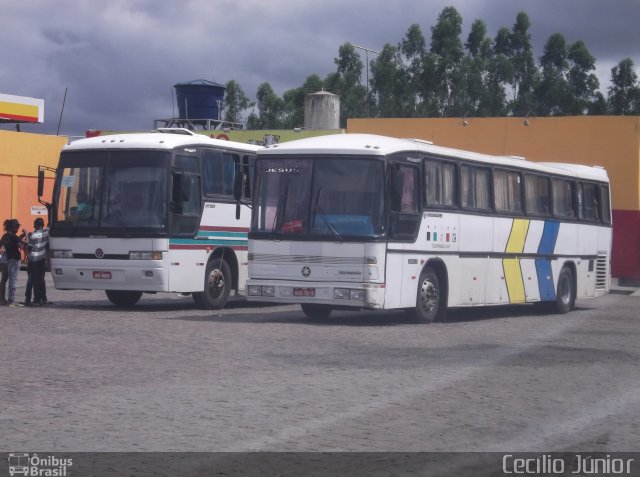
[242,6,638,128]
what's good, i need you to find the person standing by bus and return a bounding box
[0,219,8,305]
[26,217,51,306]
[1,219,26,306]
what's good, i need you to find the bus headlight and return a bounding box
[247,285,276,297]
[247,285,263,296]
[262,285,276,297]
[334,288,365,301]
[349,289,365,301]
[334,288,350,299]
[52,250,73,258]
[129,251,163,260]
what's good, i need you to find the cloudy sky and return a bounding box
[1,0,639,137]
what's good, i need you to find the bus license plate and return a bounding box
[294,287,315,297]
[93,271,112,279]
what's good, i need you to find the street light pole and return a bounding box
[353,44,380,117]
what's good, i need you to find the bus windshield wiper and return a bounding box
[313,188,343,242]
[272,179,291,235]
[108,199,130,238]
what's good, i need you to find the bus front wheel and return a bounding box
[194,258,232,310]
[413,267,444,323]
[554,266,575,314]
[301,303,332,319]
[105,290,143,307]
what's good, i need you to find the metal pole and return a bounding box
[353,45,380,117]
[57,87,68,136]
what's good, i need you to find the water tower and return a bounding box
[304,90,340,130]
[174,79,226,120]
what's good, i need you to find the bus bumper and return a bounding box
[50,260,169,292]
[245,279,386,309]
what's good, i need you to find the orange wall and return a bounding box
[0,175,12,229]
[348,116,640,212]
[0,130,66,229]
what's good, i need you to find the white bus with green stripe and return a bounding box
[41,129,261,308]
[246,134,611,321]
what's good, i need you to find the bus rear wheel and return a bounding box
[554,266,575,314]
[413,267,444,323]
[193,258,231,310]
[105,290,143,307]
[301,303,332,319]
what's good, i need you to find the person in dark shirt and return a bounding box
[0,219,9,305]
[1,219,26,306]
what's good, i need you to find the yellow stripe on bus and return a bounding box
[503,218,530,303]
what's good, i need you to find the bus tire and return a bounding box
[414,267,443,323]
[301,303,332,319]
[196,258,232,310]
[105,290,143,307]
[554,266,575,314]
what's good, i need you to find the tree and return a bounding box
[430,6,465,116]
[536,33,569,115]
[223,80,253,125]
[401,24,426,114]
[608,58,640,115]
[331,43,368,125]
[335,43,363,77]
[247,82,283,129]
[504,12,539,115]
[566,41,600,115]
[370,43,408,117]
[464,19,507,116]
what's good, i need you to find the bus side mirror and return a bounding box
[233,166,243,202]
[172,173,182,202]
[37,169,45,198]
[233,164,243,220]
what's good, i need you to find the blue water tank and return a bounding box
[174,80,226,119]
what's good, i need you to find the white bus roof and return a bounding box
[261,133,609,182]
[63,130,262,154]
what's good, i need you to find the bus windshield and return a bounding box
[252,156,385,238]
[52,150,170,235]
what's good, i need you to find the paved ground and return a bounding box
[1,274,639,473]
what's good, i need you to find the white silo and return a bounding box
[304,90,340,130]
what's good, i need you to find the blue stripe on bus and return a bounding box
[195,231,247,239]
[535,221,560,301]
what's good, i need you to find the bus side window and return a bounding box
[391,164,419,213]
[552,178,575,218]
[581,182,600,221]
[461,165,491,211]
[389,163,421,239]
[495,169,523,214]
[600,185,611,224]
[203,150,236,197]
[524,174,550,216]
[424,159,457,207]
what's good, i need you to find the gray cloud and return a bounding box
[1,0,638,137]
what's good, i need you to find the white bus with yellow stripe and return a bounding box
[245,134,611,321]
[42,129,261,308]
